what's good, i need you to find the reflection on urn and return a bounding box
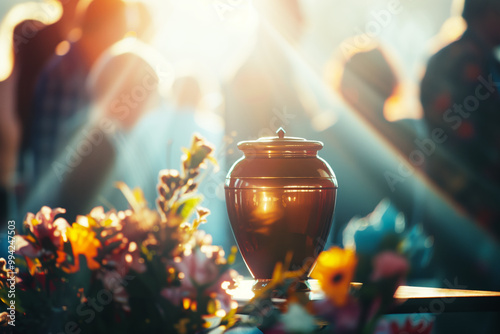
[225,128,338,289]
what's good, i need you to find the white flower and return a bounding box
[281,303,316,334]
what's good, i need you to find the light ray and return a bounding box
[0,0,62,81]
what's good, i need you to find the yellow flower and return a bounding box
[310,247,357,306]
[174,318,190,334]
[63,223,101,272]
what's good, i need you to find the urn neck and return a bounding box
[242,150,320,158]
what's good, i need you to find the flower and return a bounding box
[116,183,160,241]
[371,251,409,284]
[20,207,70,255]
[76,207,147,275]
[0,258,14,286]
[332,299,362,333]
[388,318,434,334]
[176,248,220,287]
[63,223,101,272]
[7,135,242,334]
[310,247,357,307]
[311,297,361,333]
[162,246,237,312]
[281,303,316,334]
[15,235,39,258]
[174,318,191,334]
[120,209,160,243]
[104,241,146,275]
[76,208,123,247]
[0,312,8,327]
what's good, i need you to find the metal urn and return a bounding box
[225,128,338,290]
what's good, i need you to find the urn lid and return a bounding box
[227,127,337,187]
[237,128,323,155]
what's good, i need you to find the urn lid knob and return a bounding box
[277,127,286,139]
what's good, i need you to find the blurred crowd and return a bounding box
[0,0,499,301]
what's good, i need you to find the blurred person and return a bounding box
[45,2,169,217]
[63,49,160,218]
[28,0,127,182]
[325,42,427,243]
[0,1,69,225]
[23,42,161,220]
[21,1,160,219]
[15,0,80,157]
[0,72,20,225]
[171,75,203,110]
[420,0,500,240]
[334,44,423,159]
[224,0,311,163]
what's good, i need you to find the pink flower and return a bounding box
[18,207,70,257]
[161,247,237,312]
[311,297,361,334]
[334,298,362,333]
[371,251,409,284]
[161,249,218,307]
[105,244,146,275]
[15,235,39,258]
[176,249,220,288]
[389,318,434,334]
[26,207,69,247]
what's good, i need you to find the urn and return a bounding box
[225,128,338,289]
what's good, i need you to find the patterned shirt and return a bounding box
[30,42,91,178]
[420,29,500,238]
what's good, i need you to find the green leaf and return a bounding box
[174,195,203,220]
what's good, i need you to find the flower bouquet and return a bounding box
[1,135,239,334]
[0,135,431,334]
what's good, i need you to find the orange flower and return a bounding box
[63,223,101,272]
[310,247,357,306]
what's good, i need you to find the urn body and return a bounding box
[224,129,338,280]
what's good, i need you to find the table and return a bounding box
[229,280,500,314]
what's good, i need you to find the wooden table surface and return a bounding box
[229,280,500,314]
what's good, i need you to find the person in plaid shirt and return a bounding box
[29,0,127,179]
